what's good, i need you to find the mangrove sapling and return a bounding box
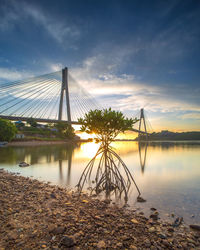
[77,108,141,201]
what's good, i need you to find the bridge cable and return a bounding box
[0,80,57,115]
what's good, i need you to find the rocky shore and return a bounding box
[0,169,199,249]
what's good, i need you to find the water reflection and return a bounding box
[0,141,200,223]
[138,142,148,173]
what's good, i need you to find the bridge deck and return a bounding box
[0,115,150,135]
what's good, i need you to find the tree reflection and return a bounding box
[77,143,141,202]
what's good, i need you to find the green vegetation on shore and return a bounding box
[0,118,77,142]
[137,131,200,141]
[0,118,17,141]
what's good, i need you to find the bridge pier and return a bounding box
[58,67,71,122]
[138,108,148,140]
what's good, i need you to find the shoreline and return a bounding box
[0,169,199,249]
[6,139,91,147]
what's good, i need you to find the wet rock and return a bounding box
[19,162,30,167]
[190,225,200,231]
[137,196,146,202]
[172,217,183,227]
[150,214,158,220]
[59,236,75,247]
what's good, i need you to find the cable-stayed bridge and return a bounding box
[0,67,152,136]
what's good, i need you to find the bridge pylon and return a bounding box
[138,108,148,140]
[58,67,71,122]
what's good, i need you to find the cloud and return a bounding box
[48,63,63,72]
[180,112,200,120]
[0,1,80,44]
[0,67,33,82]
[70,55,200,117]
[23,4,80,44]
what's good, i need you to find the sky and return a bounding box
[0,0,200,132]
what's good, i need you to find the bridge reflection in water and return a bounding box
[1,142,200,223]
[0,142,148,186]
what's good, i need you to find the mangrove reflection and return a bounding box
[1,141,200,223]
[77,143,141,202]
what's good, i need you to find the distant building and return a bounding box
[50,128,58,132]
[36,124,46,129]
[15,134,25,139]
[14,121,25,127]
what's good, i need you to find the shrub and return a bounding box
[0,119,18,142]
[55,122,75,139]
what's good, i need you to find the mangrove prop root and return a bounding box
[77,144,141,201]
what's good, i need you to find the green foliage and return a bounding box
[78,108,138,143]
[138,131,200,141]
[27,118,37,127]
[0,119,18,142]
[55,122,75,139]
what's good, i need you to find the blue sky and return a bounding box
[0,0,200,131]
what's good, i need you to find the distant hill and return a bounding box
[136,130,200,141]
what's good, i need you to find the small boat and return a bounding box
[0,141,8,147]
[19,162,30,167]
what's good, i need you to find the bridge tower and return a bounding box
[138,108,148,140]
[58,67,71,122]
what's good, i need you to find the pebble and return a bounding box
[190,224,200,231]
[59,236,75,247]
[137,196,146,202]
[158,233,167,239]
[130,245,137,249]
[167,227,174,233]
[150,214,158,220]
[50,226,65,235]
[0,169,199,250]
[97,240,106,248]
[148,227,156,233]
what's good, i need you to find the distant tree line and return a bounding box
[137,131,200,141]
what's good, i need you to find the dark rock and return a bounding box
[158,233,167,239]
[51,226,66,235]
[167,227,174,233]
[59,236,75,247]
[150,208,157,211]
[172,217,183,227]
[150,214,158,220]
[190,225,200,231]
[50,193,56,199]
[137,196,146,203]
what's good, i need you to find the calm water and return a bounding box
[0,141,199,224]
